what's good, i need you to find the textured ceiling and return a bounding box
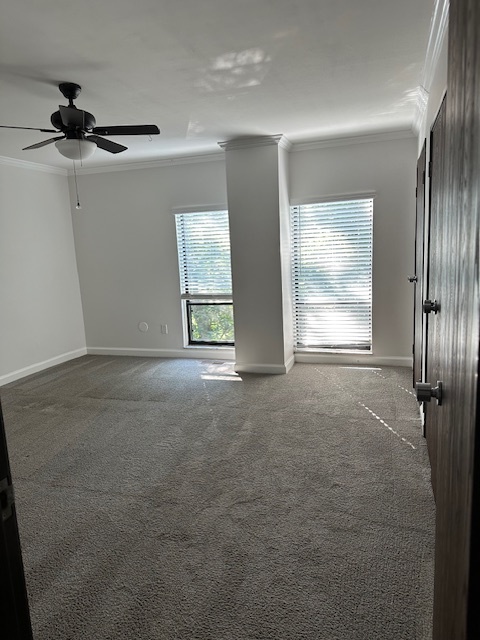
[0,0,434,169]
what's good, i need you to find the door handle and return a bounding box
[423,299,440,314]
[415,381,443,405]
[408,275,418,283]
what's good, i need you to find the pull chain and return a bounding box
[73,161,81,210]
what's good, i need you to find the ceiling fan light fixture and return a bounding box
[55,138,96,160]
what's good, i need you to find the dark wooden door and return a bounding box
[427,0,480,637]
[412,142,426,389]
[425,96,446,498]
[0,399,34,639]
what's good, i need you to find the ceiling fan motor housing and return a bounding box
[50,109,96,131]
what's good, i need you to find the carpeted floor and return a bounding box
[1,356,435,639]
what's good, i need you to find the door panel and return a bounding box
[425,96,446,497]
[413,142,426,389]
[429,0,480,637]
[0,399,34,639]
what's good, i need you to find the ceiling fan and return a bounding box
[0,82,160,160]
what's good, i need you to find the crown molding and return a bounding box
[291,129,414,152]
[67,151,225,175]
[3,128,416,178]
[218,134,292,152]
[0,155,67,176]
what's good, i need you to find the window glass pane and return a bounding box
[291,198,373,350]
[188,303,235,344]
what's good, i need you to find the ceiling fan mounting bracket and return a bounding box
[58,82,82,102]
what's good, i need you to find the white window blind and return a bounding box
[291,198,373,351]
[175,210,232,299]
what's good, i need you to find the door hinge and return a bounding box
[0,477,15,522]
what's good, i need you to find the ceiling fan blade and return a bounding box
[22,135,65,150]
[91,124,160,136]
[59,105,86,128]
[0,125,58,133]
[87,135,127,154]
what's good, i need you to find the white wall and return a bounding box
[418,3,448,155]
[419,24,447,168]
[420,33,448,152]
[70,160,231,358]
[72,136,416,368]
[290,136,418,365]
[0,161,86,384]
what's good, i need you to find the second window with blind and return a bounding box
[175,209,234,346]
[291,197,373,352]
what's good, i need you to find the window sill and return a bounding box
[295,348,372,355]
[184,345,234,350]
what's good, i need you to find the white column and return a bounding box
[219,136,294,374]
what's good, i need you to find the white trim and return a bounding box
[180,294,232,300]
[422,0,449,93]
[291,130,414,152]
[67,152,225,175]
[0,348,87,386]
[0,127,419,178]
[290,191,376,206]
[234,361,291,374]
[295,353,412,368]
[171,204,227,215]
[285,354,295,373]
[0,155,67,176]
[218,135,292,152]
[87,347,235,360]
[419,403,426,436]
[413,86,430,136]
[414,0,449,134]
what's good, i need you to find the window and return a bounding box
[175,210,234,346]
[291,197,373,351]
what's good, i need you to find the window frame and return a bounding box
[185,300,235,347]
[174,207,234,348]
[291,194,374,353]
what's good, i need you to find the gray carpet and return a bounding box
[1,357,435,639]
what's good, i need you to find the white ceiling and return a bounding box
[0,0,434,169]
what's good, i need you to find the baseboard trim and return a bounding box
[285,354,295,373]
[87,347,235,361]
[294,353,413,367]
[0,348,88,386]
[0,349,411,386]
[234,362,291,374]
[87,348,293,373]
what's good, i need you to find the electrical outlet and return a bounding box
[161,324,168,334]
